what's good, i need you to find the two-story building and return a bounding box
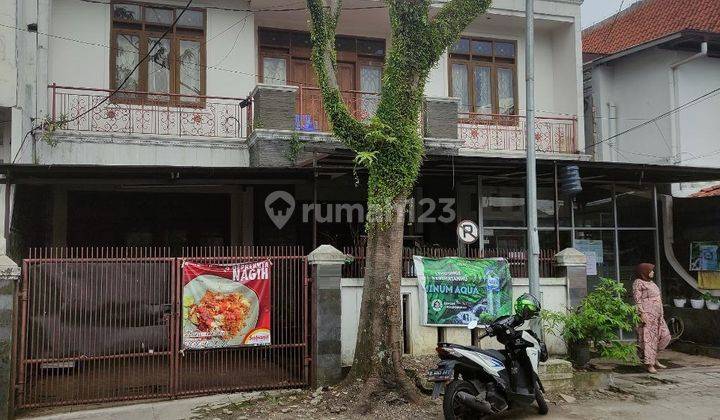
[2,0,720,289]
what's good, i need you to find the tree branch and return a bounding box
[429,0,492,58]
[306,0,368,150]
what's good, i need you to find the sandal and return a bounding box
[655,362,667,369]
[646,365,658,374]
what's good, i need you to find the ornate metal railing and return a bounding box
[458,113,578,154]
[49,84,250,139]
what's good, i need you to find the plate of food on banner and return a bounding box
[183,274,260,349]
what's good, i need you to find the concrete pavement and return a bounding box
[19,350,720,420]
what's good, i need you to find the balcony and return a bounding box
[294,85,380,132]
[247,84,584,167]
[458,113,578,154]
[49,84,250,139]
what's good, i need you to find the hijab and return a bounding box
[636,263,655,281]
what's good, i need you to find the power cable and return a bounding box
[585,86,720,152]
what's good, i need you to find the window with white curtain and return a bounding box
[449,37,517,117]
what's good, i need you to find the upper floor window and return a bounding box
[449,37,517,116]
[111,2,205,103]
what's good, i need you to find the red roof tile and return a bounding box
[691,184,720,198]
[582,0,720,56]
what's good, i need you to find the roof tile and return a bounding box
[690,184,720,198]
[582,0,720,56]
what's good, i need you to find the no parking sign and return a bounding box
[457,220,479,244]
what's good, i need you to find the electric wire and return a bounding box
[585,86,720,152]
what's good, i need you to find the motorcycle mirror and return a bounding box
[467,320,478,330]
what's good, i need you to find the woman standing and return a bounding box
[632,263,671,373]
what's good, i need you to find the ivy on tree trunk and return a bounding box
[305,0,492,405]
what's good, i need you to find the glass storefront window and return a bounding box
[575,230,616,291]
[484,229,525,249]
[573,184,614,228]
[537,185,570,228]
[618,230,656,298]
[616,185,654,227]
[482,184,525,227]
[539,229,571,251]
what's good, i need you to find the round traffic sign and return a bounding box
[457,220,479,244]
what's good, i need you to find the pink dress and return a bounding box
[632,279,671,365]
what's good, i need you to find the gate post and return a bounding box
[307,245,346,387]
[0,255,20,419]
[555,248,588,308]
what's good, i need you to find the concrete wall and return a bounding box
[590,48,720,177]
[340,277,568,366]
[0,0,17,109]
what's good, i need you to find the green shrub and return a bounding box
[542,278,641,363]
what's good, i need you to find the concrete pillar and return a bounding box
[250,84,298,131]
[0,254,20,419]
[424,97,460,139]
[555,248,588,308]
[307,245,346,387]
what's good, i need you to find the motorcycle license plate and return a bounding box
[427,368,453,382]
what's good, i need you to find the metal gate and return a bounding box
[14,246,309,409]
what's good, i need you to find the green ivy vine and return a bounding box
[306,0,492,231]
[285,131,305,163]
[39,113,69,147]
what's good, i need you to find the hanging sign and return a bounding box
[182,260,272,349]
[413,256,513,326]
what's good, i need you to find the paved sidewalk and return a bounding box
[19,351,720,420]
[20,390,296,420]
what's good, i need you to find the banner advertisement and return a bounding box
[413,256,513,326]
[690,242,720,272]
[182,261,272,349]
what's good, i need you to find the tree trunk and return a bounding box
[348,195,422,405]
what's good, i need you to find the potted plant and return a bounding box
[703,292,720,311]
[542,278,640,367]
[673,297,687,308]
[690,292,705,309]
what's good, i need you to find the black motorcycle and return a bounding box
[428,293,549,419]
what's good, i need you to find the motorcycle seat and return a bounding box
[442,343,507,363]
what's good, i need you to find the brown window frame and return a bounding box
[257,27,385,90]
[110,1,207,107]
[448,37,518,123]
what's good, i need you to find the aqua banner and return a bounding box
[413,256,513,326]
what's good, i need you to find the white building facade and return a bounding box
[586,30,720,197]
[1,0,586,169]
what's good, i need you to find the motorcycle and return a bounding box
[428,293,549,419]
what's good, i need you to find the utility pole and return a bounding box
[525,0,541,324]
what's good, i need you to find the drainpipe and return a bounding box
[660,194,719,297]
[607,102,617,161]
[669,42,708,167]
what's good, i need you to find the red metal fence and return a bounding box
[342,246,558,278]
[15,246,307,409]
[49,84,251,139]
[458,113,577,154]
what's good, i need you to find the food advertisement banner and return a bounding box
[413,256,513,326]
[182,261,272,349]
